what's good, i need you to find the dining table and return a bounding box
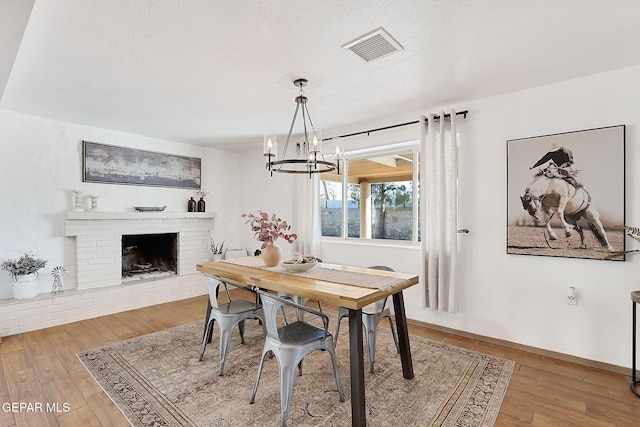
[196,257,419,427]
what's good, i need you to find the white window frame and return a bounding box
[321,140,420,243]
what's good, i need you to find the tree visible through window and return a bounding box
[321,146,418,242]
[371,182,412,240]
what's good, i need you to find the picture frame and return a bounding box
[82,141,201,189]
[507,125,625,260]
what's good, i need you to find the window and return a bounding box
[321,142,419,242]
[320,178,342,237]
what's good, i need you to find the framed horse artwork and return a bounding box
[507,125,625,260]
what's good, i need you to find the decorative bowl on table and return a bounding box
[281,255,317,272]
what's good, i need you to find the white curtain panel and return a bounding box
[419,111,458,313]
[293,173,323,259]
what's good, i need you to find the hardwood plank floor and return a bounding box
[1,294,639,426]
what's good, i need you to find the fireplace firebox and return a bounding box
[122,233,178,278]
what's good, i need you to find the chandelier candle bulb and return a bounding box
[310,128,322,153]
[332,137,344,158]
[263,133,277,157]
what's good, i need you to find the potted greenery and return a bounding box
[241,211,297,266]
[209,240,225,261]
[1,252,47,299]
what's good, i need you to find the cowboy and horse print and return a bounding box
[507,125,625,260]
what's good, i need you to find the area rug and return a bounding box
[78,320,514,426]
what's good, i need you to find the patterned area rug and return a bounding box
[78,320,513,426]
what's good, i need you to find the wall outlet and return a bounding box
[566,286,577,306]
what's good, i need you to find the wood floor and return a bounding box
[1,294,639,426]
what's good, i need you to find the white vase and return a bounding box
[210,253,223,262]
[261,243,283,267]
[13,273,39,299]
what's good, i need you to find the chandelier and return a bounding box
[264,78,342,176]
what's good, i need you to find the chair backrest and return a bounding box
[367,266,395,312]
[256,291,286,341]
[206,275,257,311]
[367,265,394,272]
[256,289,329,342]
[206,276,228,310]
[224,248,248,260]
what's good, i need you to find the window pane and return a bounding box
[371,181,413,240]
[347,184,360,237]
[320,179,342,237]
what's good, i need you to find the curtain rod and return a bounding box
[324,110,468,141]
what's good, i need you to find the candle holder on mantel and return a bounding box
[72,190,84,211]
[89,195,100,211]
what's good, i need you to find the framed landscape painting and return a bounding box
[506,125,625,260]
[83,141,201,189]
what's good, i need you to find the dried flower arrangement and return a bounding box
[1,252,48,281]
[209,240,225,255]
[241,211,297,249]
[602,225,640,260]
[197,189,209,199]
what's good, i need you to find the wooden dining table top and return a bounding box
[196,259,419,310]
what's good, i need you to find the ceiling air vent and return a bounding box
[342,27,403,63]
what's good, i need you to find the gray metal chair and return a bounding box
[249,289,344,427]
[276,257,324,323]
[199,275,264,376]
[334,265,400,373]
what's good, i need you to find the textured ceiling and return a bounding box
[2,0,640,150]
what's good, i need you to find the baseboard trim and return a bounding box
[230,288,631,377]
[406,318,630,377]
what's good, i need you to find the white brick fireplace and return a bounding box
[64,211,215,289]
[0,211,215,338]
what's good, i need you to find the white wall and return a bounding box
[2,64,639,369]
[236,64,640,370]
[0,110,241,298]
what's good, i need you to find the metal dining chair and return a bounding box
[334,265,400,373]
[249,289,345,427]
[276,257,323,324]
[199,275,264,376]
[201,248,250,345]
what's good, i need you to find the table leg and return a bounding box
[392,291,414,379]
[633,300,640,397]
[349,308,366,427]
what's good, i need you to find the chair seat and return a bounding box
[278,321,326,346]
[220,298,259,315]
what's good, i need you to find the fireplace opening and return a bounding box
[122,233,178,279]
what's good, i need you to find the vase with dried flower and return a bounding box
[197,189,208,212]
[241,211,297,266]
[1,252,47,299]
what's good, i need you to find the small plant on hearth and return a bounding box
[209,240,225,255]
[1,252,47,281]
[241,211,297,249]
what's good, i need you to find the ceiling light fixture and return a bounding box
[264,78,342,176]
